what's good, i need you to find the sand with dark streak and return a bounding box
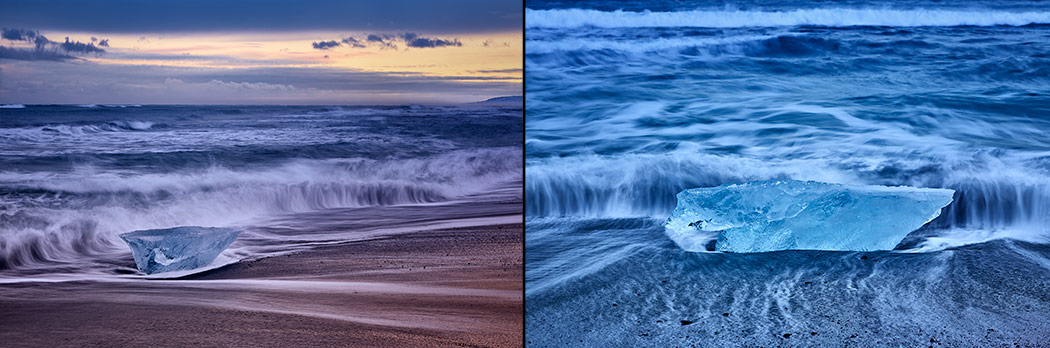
[0,223,523,347]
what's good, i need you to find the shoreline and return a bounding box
[0,223,523,347]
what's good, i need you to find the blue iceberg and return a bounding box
[665,180,954,253]
[120,226,241,274]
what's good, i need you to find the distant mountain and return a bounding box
[470,96,522,105]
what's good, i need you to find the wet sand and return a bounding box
[0,223,523,347]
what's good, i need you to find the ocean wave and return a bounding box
[526,34,852,58]
[526,8,1050,28]
[525,152,1050,251]
[0,104,26,109]
[0,147,522,271]
[74,104,143,108]
[526,153,848,218]
[526,34,784,54]
[36,121,156,135]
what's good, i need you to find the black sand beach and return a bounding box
[0,223,523,347]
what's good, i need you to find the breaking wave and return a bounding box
[526,8,1050,28]
[35,121,156,135]
[74,104,143,108]
[526,152,1050,230]
[0,147,522,272]
[527,152,1050,249]
[525,34,786,54]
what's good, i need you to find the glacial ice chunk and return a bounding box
[665,180,954,252]
[120,226,241,274]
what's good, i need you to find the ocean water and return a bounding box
[525,1,1050,346]
[0,104,522,279]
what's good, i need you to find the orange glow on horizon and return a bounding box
[38,30,522,83]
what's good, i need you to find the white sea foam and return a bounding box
[18,120,156,136]
[525,34,783,54]
[908,226,1050,252]
[0,104,26,109]
[74,104,142,108]
[526,8,1050,28]
[0,147,522,273]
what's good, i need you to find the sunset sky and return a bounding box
[0,0,522,104]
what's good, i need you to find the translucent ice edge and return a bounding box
[120,226,242,275]
[665,180,955,253]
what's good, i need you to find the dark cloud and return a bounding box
[405,37,460,48]
[364,34,397,49]
[0,0,521,34]
[0,28,104,60]
[2,28,54,49]
[401,32,461,48]
[33,36,51,48]
[313,33,463,51]
[97,39,109,47]
[341,37,365,48]
[482,39,509,47]
[2,28,41,41]
[0,45,74,61]
[60,37,105,53]
[311,40,340,50]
